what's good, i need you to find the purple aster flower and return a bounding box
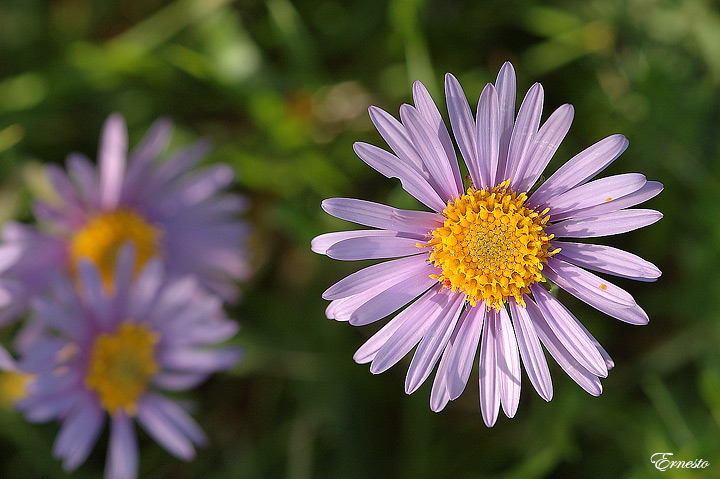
[0,114,249,326]
[312,62,662,426]
[15,246,240,478]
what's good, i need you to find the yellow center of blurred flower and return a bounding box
[85,321,159,416]
[427,180,557,309]
[0,371,33,409]
[70,209,161,289]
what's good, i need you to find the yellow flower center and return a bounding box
[70,209,162,288]
[85,321,159,416]
[0,371,33,409]
[427,180,557,309]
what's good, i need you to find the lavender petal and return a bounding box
[98,114,128,210]
[476,83,500,189]
[547,173,647,220]
[545,257,636,307]
[429,330,453,413]
[368,106,425,172]
[553,241,661,281]
[353,142,447,212]
[106,413,138,479]
[494,62,516,183]
[53,397,104,471]
[350,272,437,326]
[531,284,608,377]
[555,180,664,220]
[370,286,451,374]
[516,104,574,193]
[327,235,425,261]
[312,230,406,255]
[526,297,603,396]
[546,209,663,238]
[530,134,629,206]
[137,395,196,460]
[545,260,649,325]
[496,306,521,418]
[445,73,479,187]
[479,309,500,427]
[322,254,431,300]
[353,296,418,364]
[405,293,465,393]
[446,304,485,400]
[412,81,464,193]
[400,104,463,201]
[509,297,553,401]
[506,83,544,188]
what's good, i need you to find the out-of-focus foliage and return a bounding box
[0,0,718,478]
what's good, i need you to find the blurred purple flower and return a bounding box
[0,114,249,326]
[16,246,240,478]
[312,62,662,426]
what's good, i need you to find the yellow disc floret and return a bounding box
[85,321,159,416]
[426,180,557,309]
[70,209,162,288]
[0,371,33,409]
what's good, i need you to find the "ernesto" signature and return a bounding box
[651,453,709,472]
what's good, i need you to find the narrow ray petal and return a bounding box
[479,310,500,427]
[445,73,479,185]
[476,83,500,188]
[517,104,574,192]
[106,413,138,479]
[546,209,663,238]
[545,257,636,307]
[66,153,96,204]
[137,396,196,461]
[446,305,485,400]
[78,261,111,327]
[573,318,614,370]
[353,300,415,364]
[526,297,603,396]
[429,334,453,413]
[530,134,628,206]
[350,273,437,326]
[312,230,412,255]
[46,165,83,211]
[322,254,432,300]
[506,83,544,188]
[431,306,481,410]
[368,106,425,171]
[371,287,452,374]
[98,114,128,210]
[353,142,447,212]
[495,62,516,181]
[547,173,647,220]
[412,81,463,193]
[496,306,521,418]
[146,393,207,446]
[509,298,553,401]
[553,241,661,281]
[544,259,649,325]
[321,197,442,235]
[531,284,608,377]
[123,118,173,192]
[558,181,663,219]
[400,104,463,201]
[327,235,424,261]
[53,398,104,471]
[405,293,465,393]
[327,280,399,321]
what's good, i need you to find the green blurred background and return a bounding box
[0,0,718,477]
